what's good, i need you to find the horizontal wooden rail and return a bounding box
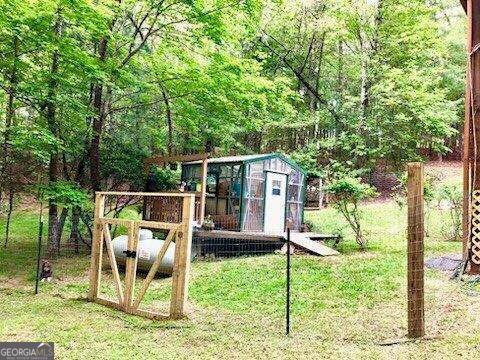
[95,296,170,320]
[99,218,180,230]
[97,191,195,198]
[144,153,211,170]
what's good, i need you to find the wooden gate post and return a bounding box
[170,195,194,318]
[124,221,140,312]
[89,193,106,301]
[406,163,425,338]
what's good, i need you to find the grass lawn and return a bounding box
[1,190,480,358]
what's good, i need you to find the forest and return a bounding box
[0,0,466,251]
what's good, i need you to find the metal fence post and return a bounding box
[286,227,291,335]
[35,221,44,295]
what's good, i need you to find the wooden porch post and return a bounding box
[463,0,480,274]
[199,158,208,225]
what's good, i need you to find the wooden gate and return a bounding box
[88,191,195,320]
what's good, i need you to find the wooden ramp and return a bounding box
[286,232,339,256]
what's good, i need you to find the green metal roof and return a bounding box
[183,152,307,175]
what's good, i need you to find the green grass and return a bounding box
[0,210,46,280]
[1,198,479,359]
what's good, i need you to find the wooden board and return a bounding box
[100,218,179,230]
[170,196,194,318]
[144,153,210,170]
[193,229,283,242]
[103,226,124,305]
[88,194,105,300]
[287,232,339,256]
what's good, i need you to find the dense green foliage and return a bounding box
[149,166,180,191]
[38,181,91,210]
[0,0,467,248]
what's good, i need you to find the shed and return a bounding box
[180,153,307,233]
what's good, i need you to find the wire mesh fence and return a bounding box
[1,209,291,298]
[1,193,292,335]
[1,220,92,296]
[192,234,284,259]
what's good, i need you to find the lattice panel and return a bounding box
[211,214,239,231]
[146,196,183,223]
[470,190,480,265]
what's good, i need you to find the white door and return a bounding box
[264,172,287,234]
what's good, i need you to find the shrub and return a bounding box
[38,181,91,210]
[436,183,462,241]
[325,177,376,250]
[149,166,179,191]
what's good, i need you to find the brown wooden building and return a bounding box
[461,0,480,273]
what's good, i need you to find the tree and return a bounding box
[251,0,461,175]
[325,177,376,250]
[0,0,466,253]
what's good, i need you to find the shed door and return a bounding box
[264,172,287,234]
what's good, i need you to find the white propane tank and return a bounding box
[139,229,153,242]
[112,229,176,274]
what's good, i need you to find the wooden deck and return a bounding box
[193,229,339,256]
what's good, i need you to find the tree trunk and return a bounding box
[161,86,173,156]
[1,36,19,198]
[352,204,366,250]
[359,50,368,122]
[46,12,61,255]
[57,207,69,251]
[89,38,108,191]
[47,201,60,255]
[358,21,369,127]
[70,206,81,253]
[69,157,86,246]
[3,189,14,248]
[318,178,324,209]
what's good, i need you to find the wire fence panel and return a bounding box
[192,235,284,259]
